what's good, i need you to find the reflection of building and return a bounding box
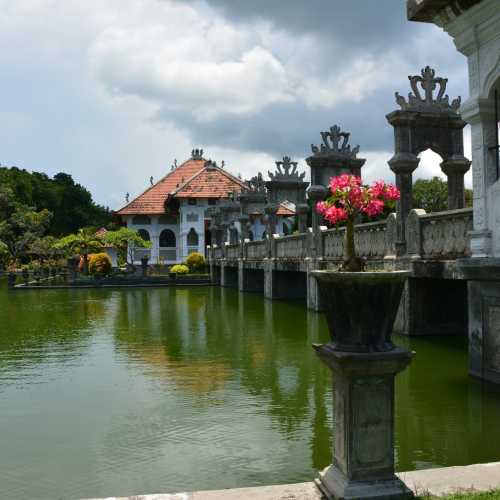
[117,150,247,264]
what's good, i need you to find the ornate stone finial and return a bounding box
[150,176,154,186]
[311,125,360,159]
[191,148,204,160]
[247,172,266,192]
[268,156,306,181]
[395,66,461,113]
[125,192,130,203]
[221,160,225,169]
[205,159,218,170]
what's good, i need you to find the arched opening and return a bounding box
[262,230,267,240]
[132,215,151,225]
[282,222,290,235]
[160,229,176,247]
[187,228,199,254]
[249,230,254,241]
[413,149,447,213]
[160,229,176,262]
[138,229,150,241]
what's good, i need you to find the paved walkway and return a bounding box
[86,461,500,500]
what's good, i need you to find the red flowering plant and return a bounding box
[316,174,400,272]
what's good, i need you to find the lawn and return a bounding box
[418,491,500,499]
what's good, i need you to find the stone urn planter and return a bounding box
[312,270,409,352]
[312,270,413,500]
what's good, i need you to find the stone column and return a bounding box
[264,205,278,237]
[462,98,498,257]
[150,234,160,264]
[314,345,413,500]
[441,156,471,209]
[388,153,419,256]
[296,203,309,234]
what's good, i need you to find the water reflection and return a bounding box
[1,281,500,500]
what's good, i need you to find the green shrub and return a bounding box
[88,252,112,276]
[185,252,206,272]
[170,264,189,274]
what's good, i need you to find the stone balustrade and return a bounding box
[208,209,473,263]
[275,234,308,259]
[406,208,473,259]
[245,240,267,260]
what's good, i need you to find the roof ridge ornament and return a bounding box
[311,125,360,159]
[191,148,204,160]
[268,156,306,181]
[247,172,266,192]
[395,66,461,113]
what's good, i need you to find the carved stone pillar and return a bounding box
[388,153,419,255]
[441,156,471,209]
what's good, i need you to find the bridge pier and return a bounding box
[211,263,221,285]
[238,262,265,293]
[264,264,307,301]
[307,259,324,312]
[394,277,468,336]
[220,263,238,288]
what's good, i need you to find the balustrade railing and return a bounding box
[275,234,308,259]
[134,248,151,261]
[246,240,267,259]
[159,247,177,261]
[208,208,473,263]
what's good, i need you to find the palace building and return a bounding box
[116,149,299,264]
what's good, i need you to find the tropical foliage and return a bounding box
[88,253,112,276]
[100,227,151,265]
[185,252,206,272]
[170,264,189,274]
[0,166,112,235]
[413,176,473,213]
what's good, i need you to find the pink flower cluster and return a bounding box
[315,174,400,225]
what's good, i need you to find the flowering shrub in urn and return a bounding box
[316,174,400,272]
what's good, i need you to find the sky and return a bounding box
[0,0,471,209]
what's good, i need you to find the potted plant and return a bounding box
[313,174,405,352]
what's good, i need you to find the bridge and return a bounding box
[208,206,473,336]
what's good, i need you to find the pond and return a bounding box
[1,279,500,499]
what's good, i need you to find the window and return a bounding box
[188,198,197,205]
[208,198,217,206]
[249,230,254,241]
[160,229,176,247]
[132,215,151,225]
[159,214,177,225]
[138,229,150,241]
[187,228,199,247]
[283,223,289,235]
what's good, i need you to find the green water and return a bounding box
[1,280,500,499]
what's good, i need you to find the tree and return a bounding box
[55,228,104,273]
[413,176,473,213]
[0,186,52,263]
[100,227,151,265]
[0,166,112,236]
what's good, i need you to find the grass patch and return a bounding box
[417,491,500,499]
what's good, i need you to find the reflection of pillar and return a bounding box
[388,153,419,256]
[441,157,471,209]
[296,203,309,234]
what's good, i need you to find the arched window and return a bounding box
[248,230,254,242]
[132,215,151,225]
[138,229,150,241]
[187,228,199,247]
[282,223,290,235]
[262,230,267,240]
[160,229,176,247]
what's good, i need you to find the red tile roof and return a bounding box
[276,203,296,216]
[117,158,246,215]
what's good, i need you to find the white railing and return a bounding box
[134,248,151,261]
[246,240,267,259]
[226,244,240,259]
[159,247,177,261]
[275,234,307,259]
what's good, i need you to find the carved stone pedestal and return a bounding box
[314,345,413,500]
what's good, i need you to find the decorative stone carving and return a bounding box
[268,156,305,181]
[191,148,204,160]
[247,172,266,192]
[311,125,360,159]
[395,66,461,113]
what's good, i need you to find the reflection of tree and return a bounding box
[111,285,333,472]
[0,281,109,385]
